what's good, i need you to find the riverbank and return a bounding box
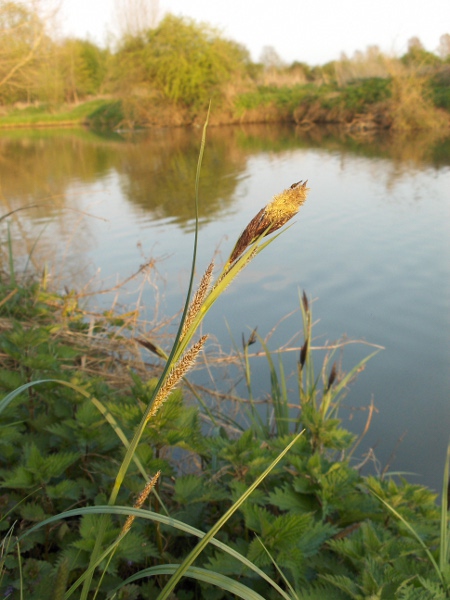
[0,261,448,598]
[1,69,449,133]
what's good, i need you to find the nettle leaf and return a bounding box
[114,530,159,562]
[75,514,120,549]
[21,558,55,599]
[53,344,82,360]
[319,573,360,598]
[230,480,266,507]
[297,583,350,600]
[45,421,76,443]
[75,399,104,427]
[241,503,274,534]
[46,479,81,500]
[0,422,24,450]
[268,483,312,513]
[19,502,46,522]
[108,400,143,427]
[0,368,25,390]
[297,520,338,557]
[400,580,446,600]
[26,444,80,481]
[204,538,250,576]
[248,534,304,569]
[173,474,206,504]
[22,352,58,371]
[2,465,35,488]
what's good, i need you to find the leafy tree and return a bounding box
[401,36,442,67]
[0,1,48,103]
[111,14,251,107]
[0,1,55,103]
[56,38,108,103]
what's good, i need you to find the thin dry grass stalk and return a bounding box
[121,470,161,534]
[181,261,215,338]
[146,334,208,421]
[228,180,309,265]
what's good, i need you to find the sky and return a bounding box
[58,0,449,65]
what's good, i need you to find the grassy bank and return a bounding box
[1,174,449,598]
[2,71,449,133]
[0,99,116,129]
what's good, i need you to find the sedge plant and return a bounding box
[1,109,310,599]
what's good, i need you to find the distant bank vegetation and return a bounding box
[1,1,449,131]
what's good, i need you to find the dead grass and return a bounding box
[388,64,449,130]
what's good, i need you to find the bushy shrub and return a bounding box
[111,15,251,108]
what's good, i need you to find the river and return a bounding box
[1,122,449,493]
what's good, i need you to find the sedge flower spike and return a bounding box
[228,180,309,265]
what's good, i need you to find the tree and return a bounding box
[114,0,159,40]
[402,36,441,67]
[407,36,424,52]
[0,1,57,103]
[56,38,108,103]
[437,33,450,60]
[259,45,285,70]
[112,14,251,107]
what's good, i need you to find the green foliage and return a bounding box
[54,38,108,102]
[0,268,448,597]
[112,14,251,108]
[85,100,124,129]
[235,84,318,114]
[0,1,46,104]
[430,67,450,110]
[401,47,443,68]
[338,77,392,110]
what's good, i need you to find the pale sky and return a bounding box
[59,0,449,65]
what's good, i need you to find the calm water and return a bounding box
[1,124,449,493]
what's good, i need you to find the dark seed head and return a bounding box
[299,338,309,369]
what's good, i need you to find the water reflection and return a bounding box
[1,124,448,225]
[114,127,251,228]
[0,123,449,495]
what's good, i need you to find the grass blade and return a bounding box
[116,564,268,600]
[17,505,292,600]
[371,490,445,588]
[440,443,450,572]
[156,430,304,600]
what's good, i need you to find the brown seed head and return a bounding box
[299,337,309,370]
[181,261,214,338]
[327,362,338,391]
[122,470,161,534]
[228,180,309,264]
[146,334,208,421]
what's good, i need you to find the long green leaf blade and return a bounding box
[156,430,304,600]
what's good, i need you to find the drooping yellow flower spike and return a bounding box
[228,180,309,265]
